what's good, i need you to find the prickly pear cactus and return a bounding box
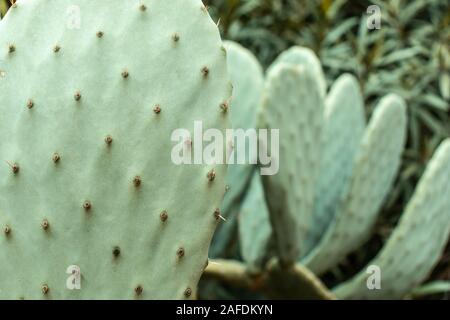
[303,94,407,275]
[0,0,231,299]
[334,139,450,299]
[210,40,263,258]
[238,172,272,272]
[266,46,327,98]
[260,63,323,264]
[305,73,365,257]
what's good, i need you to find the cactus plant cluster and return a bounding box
[0,0,231,299]
[203,42,450,300]
[0,0,448,301]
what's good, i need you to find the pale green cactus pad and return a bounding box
[238,172,272,272]
[220,40,264,214]
[0,0,231,299]
[303,94,407,274]
[266,46,327,98]
[210,40,263,258]
[260,63,324,264]
[334,139,450,299]
[304,74,365,257]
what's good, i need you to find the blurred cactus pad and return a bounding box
[0,0,449,300]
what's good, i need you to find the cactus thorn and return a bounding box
[52,153,60,163]
[6,161,19,174]
[74,91,81,101]
[207,169,216,181]
[83,200,92,211]
[160,210,168,222]
[96,31,104,38]
[27,99,34,109]
[105,135,113,145]
[153,105,161,114]
[220,101,229,112]
[41,219,50,231]
[214,208,226,221]
[121,69,129,79]
[41,284,49,295]
[113,246,121,257]
[133,176,142,187]
[177,247,185,258]
[135,285,143,296]
[184,287,192,298]
[4,225,11,236]
[201,66,209,78]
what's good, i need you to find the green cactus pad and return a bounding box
[304,74,365,257]
[238,172,272,271]
[210,41,263,258]
[260,63,324,264]
[303,94,407,274]
[0,0,231,299]
[267,46,327,98]
[334,139,450,299]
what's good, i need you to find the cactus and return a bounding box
[203,42,450,300]
[238,172,271,272]
[306,74,365,257]
[303,94,407,274]
[0,0,231,299]
[334,139,450,299]
[260,62,324,264]
[210,40,263,259]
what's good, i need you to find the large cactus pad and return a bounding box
[0,0,231,299]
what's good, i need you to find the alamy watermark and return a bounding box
[66,265,81,290]
[367,5,381,30]
[171,121,280,176]
[366,265,381,290]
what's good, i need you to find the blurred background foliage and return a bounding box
[205,0,450,297]
[1,0,450,297]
